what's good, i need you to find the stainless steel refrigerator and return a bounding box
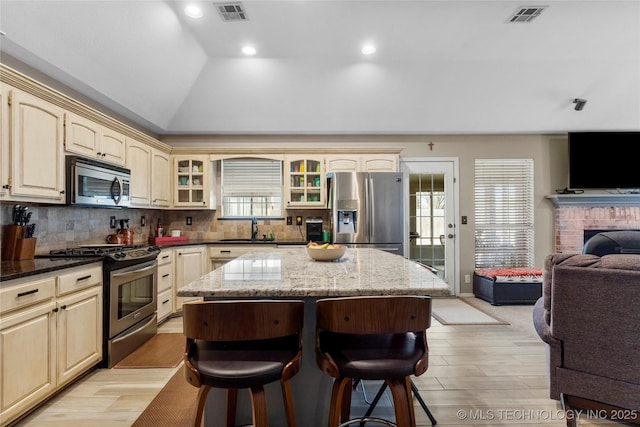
[331,172,405,256]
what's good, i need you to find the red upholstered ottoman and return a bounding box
[473,267,542,305]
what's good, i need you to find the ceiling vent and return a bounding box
[507,6,547,23]
[215,2,248,21]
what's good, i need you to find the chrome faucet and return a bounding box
[251,216,258,241]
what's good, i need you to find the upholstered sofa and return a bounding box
[533,253,640,425]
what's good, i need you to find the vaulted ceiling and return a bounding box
[1,1,639,135]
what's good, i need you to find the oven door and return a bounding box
[108,260,157,339]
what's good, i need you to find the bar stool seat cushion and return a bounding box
[319,332,420,380]
[189,337,299,389]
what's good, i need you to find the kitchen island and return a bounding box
[177,247,449,427]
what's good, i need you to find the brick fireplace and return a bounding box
[552,203,640,253]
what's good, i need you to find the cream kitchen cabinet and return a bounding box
[175,245,206,311]
[361,154,398,172]
[7,88,65,203]
[151,149,171,208]
[1,86,9,198]
[126,138,152,207]
[157,248,174,322]
[284,156,325,208]
[127,140,171,208]
[325,154,398,173]
[64,112,126,166]
[0,263,102,426]
[173,156,212,208]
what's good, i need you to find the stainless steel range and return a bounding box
[48,245,161,367]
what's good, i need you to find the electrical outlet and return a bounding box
[110,216,116,229]
[141,216,146,227]
[464,274,471,283]
[186,216,192,226]
[286,216,292,225]
[295,216,303,226]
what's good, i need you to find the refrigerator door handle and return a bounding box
[365,175,372,241]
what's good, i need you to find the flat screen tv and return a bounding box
[568,132,640,191]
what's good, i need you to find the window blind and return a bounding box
[221,158,282,217]
[474,159,534,268]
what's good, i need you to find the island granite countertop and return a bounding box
[177,246,451,298]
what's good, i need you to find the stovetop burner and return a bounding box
[49,245,143,257]
[46,244,161,265]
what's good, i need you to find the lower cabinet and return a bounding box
[175,245,206,311]
[0,263,102,426]
[157,248,174,322]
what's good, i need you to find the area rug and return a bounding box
[131,367,198,427]
[431,297,509,325]
[114,333,184,369]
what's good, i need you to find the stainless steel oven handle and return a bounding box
[110,313,157,345]
[113,176,123,205]
[111,263,157,277]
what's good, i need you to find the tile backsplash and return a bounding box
[1,202,329,255]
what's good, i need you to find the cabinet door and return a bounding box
[361,154,398,172]
[126,138,152,207]
[100,128,126,166]
[151,149,171,207]
[1,87,10,198]
[0,302,56,424]
[56,286,102,386]
[325,155,359,172]
[64,112,100,159]
[285,157,325,208]
[175,246,205,310]
[10,89,65,202]
[173,156,210,208]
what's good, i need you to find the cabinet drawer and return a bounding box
[157,288,173,321]
[157,263,173,293]
[208,246,250,259]
[0,277,56,314]
[158,250,173,266]
[57,265,102,296]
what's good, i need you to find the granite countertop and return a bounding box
[0,258,103,284]
[1,239,308,282]
[177,247,451,298]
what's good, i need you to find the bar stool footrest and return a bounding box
[338,417,396,427]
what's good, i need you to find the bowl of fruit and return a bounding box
[306,242,346,261]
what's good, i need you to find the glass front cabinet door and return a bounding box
[173,156,210,208]
[285,157,325,208]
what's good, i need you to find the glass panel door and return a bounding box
[402,159,457,295]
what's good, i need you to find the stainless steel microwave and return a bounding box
[66,156,131,207]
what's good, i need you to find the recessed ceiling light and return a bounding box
[185,5,203,18]
[361,45,376,55]
[242,46,257,56]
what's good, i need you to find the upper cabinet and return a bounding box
[64,112,126,166]
[151,149,171,208]
[8,88,65,203]
[284,156,325,208]
[0,86,9,198]
[127,139,171,208]
[325,154,398,173]
[126,138,152,207]
[173,155,213,209]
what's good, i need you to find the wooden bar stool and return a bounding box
[315,295,433,427]
[183,300,304,427]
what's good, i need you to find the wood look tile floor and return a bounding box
[11,299,625,427]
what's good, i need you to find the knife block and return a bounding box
[1,225,25,261]
[14,237,37,260]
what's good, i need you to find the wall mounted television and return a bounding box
[568,131,640,191]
